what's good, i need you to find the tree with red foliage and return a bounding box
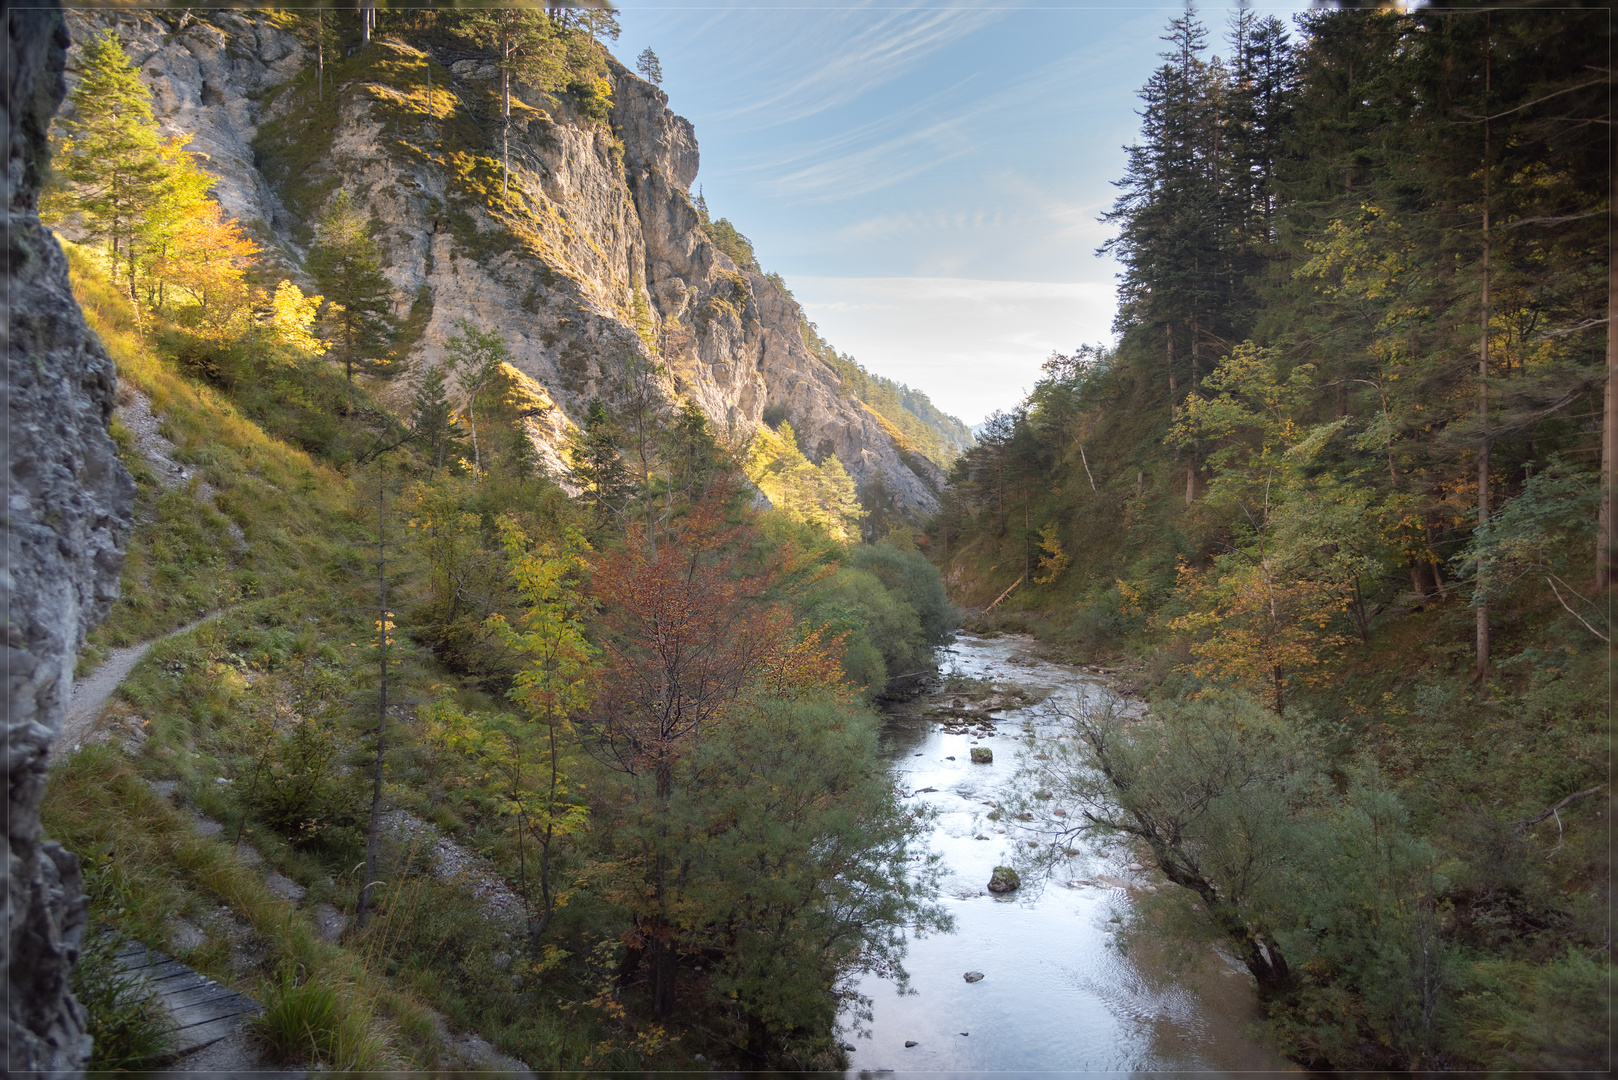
[586,487,847,1021]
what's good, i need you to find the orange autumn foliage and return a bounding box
[587,492,847,779]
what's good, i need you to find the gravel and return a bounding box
[381,810,527,928]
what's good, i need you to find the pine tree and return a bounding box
[308,191,396,388]
[455,8,569,198]
[636,46,662,85]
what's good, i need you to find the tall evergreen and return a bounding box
[308,191,396,388]
[44,30,181,305]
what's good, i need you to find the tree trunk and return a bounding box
[1476,45,1492,684]
[502,27,512,199]
[358,476,389,927]
[1599,100,1616,592]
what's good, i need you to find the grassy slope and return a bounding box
[43,256,628,1071]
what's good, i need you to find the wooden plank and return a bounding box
[140,959,192,982]
[171,1015,254,1055]
[147,970,212,996]
[161,982,242,1009]
[169,994,260,1028]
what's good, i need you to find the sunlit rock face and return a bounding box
[5,3,136,1073]
[65,10,942,508]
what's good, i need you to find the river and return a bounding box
[841,633,1293,1075]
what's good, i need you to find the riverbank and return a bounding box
[843,632,1293,1074]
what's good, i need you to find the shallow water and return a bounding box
[841,633,1293,1076]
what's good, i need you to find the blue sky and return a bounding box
[613,2,1315,425]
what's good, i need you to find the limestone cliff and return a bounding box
[4,3,135,1073]
[65,10,945,510]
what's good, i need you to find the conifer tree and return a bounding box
[636,46,662,84]
[568,398,632,526]
[409,366,465,470]
[308,191,396,389]
[45,30,181,307]
[455,8,568,198]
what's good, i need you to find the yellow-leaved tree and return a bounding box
[1167,344,1385,712]
[267,280,327,356]
[431,516,596,948]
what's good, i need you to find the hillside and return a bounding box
[929,6,1608,1071]
[26,7,964,1073]
[58,6,950,516]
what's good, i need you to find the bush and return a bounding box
[850,541,956,645]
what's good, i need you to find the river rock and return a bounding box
[904,1040,918,1048]
[963,971,984,983]
[1127,862,1145,872]
[987,866,1020,893]
[970,747,993,764]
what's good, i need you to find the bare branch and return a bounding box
[1546,576,1609,642]
[1455,77,1608,123]
[1512,785,1607,835]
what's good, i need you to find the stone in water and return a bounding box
[904,1040,918,1048]
[970,747,993,764]
[963,971,985,983]
[988,865,1020,893]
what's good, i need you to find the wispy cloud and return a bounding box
[711,3,1008,127]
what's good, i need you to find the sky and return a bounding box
[612,1,1316,427]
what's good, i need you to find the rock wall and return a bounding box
[62,10,944,509]
[4,2,136,1073]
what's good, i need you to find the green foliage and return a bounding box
[308,191,397,385]
[74,854,180,1071]
[593,693,949,1066]
[44,30,172,290]
[239,709,362,853]
[253,965,389,1070]
[409,365,468,471]
[849,540,956,648]
[704,217,758,272]
[635,47,662,85]
[745,423,863,543]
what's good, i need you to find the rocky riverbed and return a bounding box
[840,633,1293,1074]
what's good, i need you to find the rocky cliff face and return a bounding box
[4,3,135,1073]
[63,10,944,509]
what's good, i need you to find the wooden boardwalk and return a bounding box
[112,938,262,1057]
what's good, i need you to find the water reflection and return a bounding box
[841,634,1294,1075]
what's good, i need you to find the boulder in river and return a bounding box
[988,866,1020,893]
[970,747,993,764]
[904,1040,918,1048]
[963,971,985,983]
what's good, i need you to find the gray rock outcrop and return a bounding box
[60,11,945,509]
[4,2,135,1074]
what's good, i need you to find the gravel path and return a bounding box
[61,613,219,750]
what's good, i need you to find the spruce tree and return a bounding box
[409,366,465,470]
[308,191,395,388]
[44,30,174,304]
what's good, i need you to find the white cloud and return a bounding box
[789,276,1117,424]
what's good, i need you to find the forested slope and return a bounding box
[933,6,1609,1070]
[37,9,958,1072]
